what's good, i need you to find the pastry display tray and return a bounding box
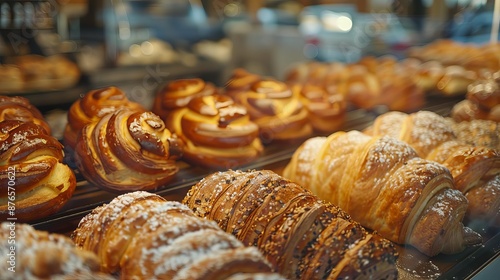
[30,95,499,280]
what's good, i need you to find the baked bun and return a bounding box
[152,78,218,121]
[449,118,500,150]
[0,223,113,280]
[298,83,346,132]
[72,191,285,279]
[166,94,263,169]
[183,170,398,280]
[0,65,23,93]
[466,79,500,111]
[225,68,266,97]
[0,95,51,134]
[0,120,76,222]
[74,109,182,192]
[226,70,312,143]
[64,86,145,151]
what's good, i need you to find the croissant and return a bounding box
[283,131,482,256]
[64,86,145,151]
[0,222,113,280]
[225,70,312,143]
[448,118,500,150]
[0,120,76,222]
[183,169,398,279]
[0,95,51,134]
[152,78,218,122]
[74,109,182,192]
[164,93,263,169]
[72,191,284,280]
[364,111,500,227]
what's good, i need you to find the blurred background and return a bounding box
[0,0,498,109]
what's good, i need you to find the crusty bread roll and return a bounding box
[64,86,145,151]
[74,109,182,192]
[0,223,113,280]
[72,191,285,280]
[0,120,76,222]
[183,169,398,279]
[0,95,51,134]
[165,93,263,169]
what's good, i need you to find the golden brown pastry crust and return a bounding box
[183,169,398,279]
[283,131,481,256]
[365,111,500,228]
[64,86,145,151]
[450,118,500,150]
[166,94,263,169]
[0,223,113,280]
[0,120,76,222]
[74,109,181,192]
[152,78,218,122]
[0,95,51,134]
[72,191,283,279]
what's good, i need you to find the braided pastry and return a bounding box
[152,78,219,122]
[64,86,145,151]
[365,111,500,228]
[72,191,284,280]
[74,109,182,192]
[283,131,482,256]
[0,95,51,134]
[0,223,113,280]
[0,120,76,222]
[165,94,263,169]
[183,169,398,279]
[225,70,312,143]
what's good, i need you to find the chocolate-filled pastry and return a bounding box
[365,111,500,227]
[72,192,285,280]
[0,120,76,222]
[64,86,145,151]
[166,94,263,169]
[0,95,51,134]
[183,169,398,280]
[227,73,312,143]
[0,223,113,280]
[298,83,346,132]
[284,131,482,256]
[74,109,182,192]
[152,78,218,122]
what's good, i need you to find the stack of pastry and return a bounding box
[74,109,183,192]
[64,86,145,151]
[0,223,113,280]
[72,191,285,280]
[0,54,81,93]
[225,69,313,143]
[183,169,398,279]
[364,111,500,227]
[451,71,500,123]
[283,130,482,256]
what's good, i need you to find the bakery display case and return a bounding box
[1,0,500,279]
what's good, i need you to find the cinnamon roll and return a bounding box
[0,120,76,222]
[167,94,263,169]
[0,95,51,134]
[152,78,218,122]
[64,86,145,151]
[74,109,182,192]
[227,73,312,143]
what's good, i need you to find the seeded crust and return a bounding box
[183,169,399,280]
